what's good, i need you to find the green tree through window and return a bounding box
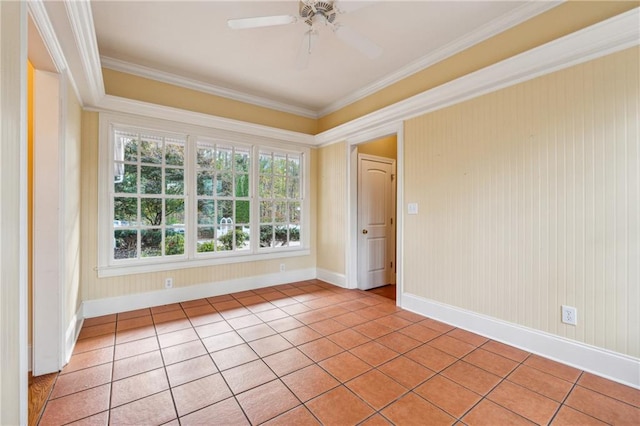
[113,130,186,259]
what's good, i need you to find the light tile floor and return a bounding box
[39,280,640,425]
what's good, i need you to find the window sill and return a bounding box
[97,248,311,278]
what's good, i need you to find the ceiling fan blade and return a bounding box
[295,30,319,70]
[227,15,297,30]
[334,25,382,59]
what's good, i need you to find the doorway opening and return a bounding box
[350,132,399,302]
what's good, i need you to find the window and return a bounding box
[99,114,310,277]
[195,140,251,254]
[112,129,187,260]
[259,151,302,248]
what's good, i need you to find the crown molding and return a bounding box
[315,7,640,146]
[100,56,319,119]
[91,94,317,146]
[64,0,104,105]
[97,1,562,120]
[27,1,68,72]
[316,0,563,117]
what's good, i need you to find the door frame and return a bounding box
[357,153,396,290]
[345,122,404,305]
[27,6,68,375]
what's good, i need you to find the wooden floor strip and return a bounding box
[29,372,58,426]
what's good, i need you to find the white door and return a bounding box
[358,155,395,290]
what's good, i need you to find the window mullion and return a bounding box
[184,135,198,260]
[250,145,259,253]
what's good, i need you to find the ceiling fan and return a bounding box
[227,0,382,69]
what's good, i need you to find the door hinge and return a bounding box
[390,218,393,225]
[391,174,395,181]
[390,261,393,268]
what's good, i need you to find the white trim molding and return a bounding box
[317,0,562,117]
[315,7,640,146]
[63,0,104,104]
[92,95,316,146]
[64,307,83,365]
[101,56,319,119]
[82,268,316,318]
[99,1,561,119]
[316,268,347,288]
[402,293,640,390]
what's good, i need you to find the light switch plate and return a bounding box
[407,203,418,215]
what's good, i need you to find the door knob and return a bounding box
[362,229,368,234]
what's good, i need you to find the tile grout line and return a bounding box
[47,282,639,426]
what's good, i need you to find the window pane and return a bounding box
[114,197,137,223]
[235,174,249,197]
[165,168,184,195]
[289,202,300,223]
[216,173,233,196]
[260,225,273,248]
[260,201,272,223]
[274,153,287,175]
[290,225,300,244]
[197,147,215,168]
[274,225,288,246]
[274,201,287,223]
[141,198,162,226]
[141,229,162,257]
[197,171,214,196]
[237,226,250,251]
[140,136,163,164]
[165,141,184,166]
[197,227,215,253]
[287,177,300,199]
[114,164,137,193]
[217,200,233,225]
[236,200,250,224]
[235,149,250,172]
[165,199,184,225]
[165,229,184,256]
[273,176,286,198]
[259,175,272,198]
[259,153,272,173]
[217,229,232,252]
[140,166,162,194]
[288,156,300,178]
[217,147,232,171]
[198,200,215,224]
[114,229,137,259]
[120,136,138,162]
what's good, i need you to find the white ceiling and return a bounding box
[91,1,551,117]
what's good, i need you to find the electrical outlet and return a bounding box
[165,277,173,289]
[561,305,577,325]
[279,263,285,272]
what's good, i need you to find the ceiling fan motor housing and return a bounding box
[300,0,337,26]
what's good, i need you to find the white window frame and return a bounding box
[97,112,310,277]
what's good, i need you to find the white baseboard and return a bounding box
[64,306,83,365]
[82,268,316,318]
[402,292,640,389]
[316,268,347,288]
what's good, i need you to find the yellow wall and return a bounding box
[318,1,638,132]
[316,142,347,275]
[357,135,397,160]
[102,68,318,135]
[80,111,317,301]
[403,47,639,357]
